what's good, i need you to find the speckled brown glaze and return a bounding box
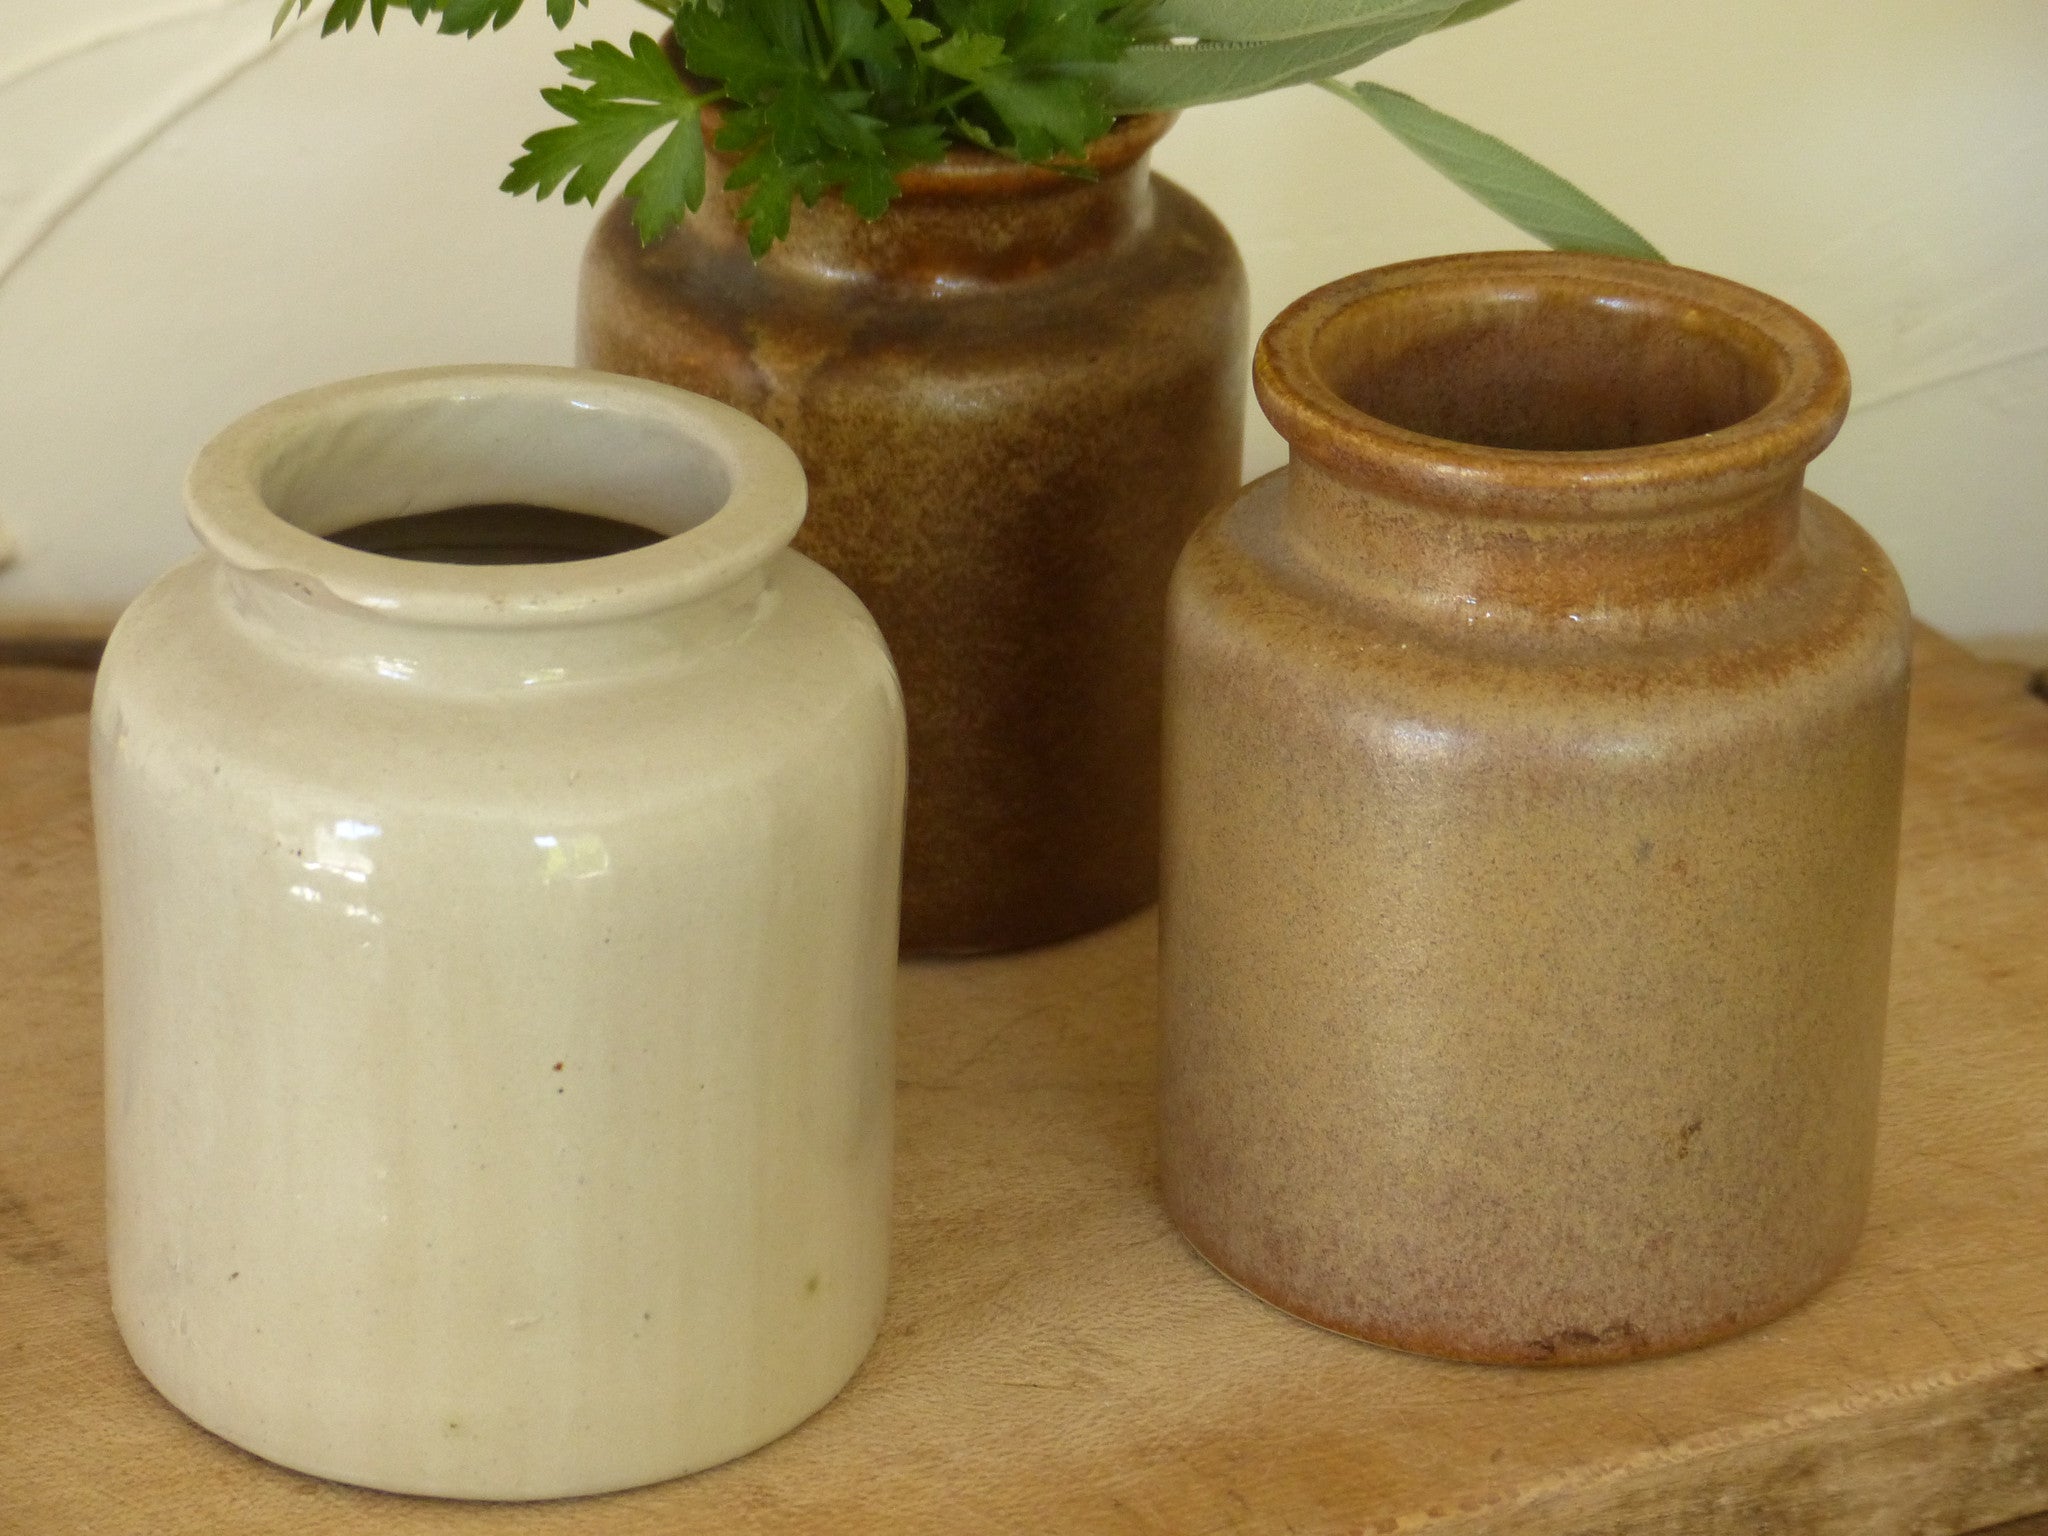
[579,114,1248,954]
[1159,253,1913,1366]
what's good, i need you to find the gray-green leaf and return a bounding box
[1321,79,1664,259]
[1145,0,1456,44]
[1434,0,1526,26]
[1108,13,1452,111]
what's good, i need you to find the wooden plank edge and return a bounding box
[1400,1349,2048,1536]
[0,612,115,670]
[1967,633,2048,670]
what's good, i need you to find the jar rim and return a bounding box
[185,366,807,630]
[1255,253,1852,519]
[889,112,1175,200]
[676,24,1173,206]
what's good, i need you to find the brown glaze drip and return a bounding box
[329,506,664,567]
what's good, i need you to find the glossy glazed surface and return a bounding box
[92,367,907,1497]
[579,115,1249,954]
[1161,255,1914,1365]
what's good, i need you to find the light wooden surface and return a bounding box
[0,664,94,729]
[3,632,2046,1535]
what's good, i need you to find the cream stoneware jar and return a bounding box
[92,366,906,1499]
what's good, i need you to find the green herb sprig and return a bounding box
[279,0,1661,261]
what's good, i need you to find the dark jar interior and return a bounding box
[330,506,665,567]
[1253,253,1854,620]
[1312,284,1789,453]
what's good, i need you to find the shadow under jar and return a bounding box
[579,111,1249,955]
[1160,254,1912,1366]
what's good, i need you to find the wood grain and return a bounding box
[2,631,2045,1534]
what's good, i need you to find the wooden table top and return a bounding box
[4,633,2046,1535]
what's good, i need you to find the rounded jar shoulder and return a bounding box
[1169,470,1913,756]
[577,177,1247,412]
[93,550,905,823]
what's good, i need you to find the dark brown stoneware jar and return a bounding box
[580,114,1249,954]
[1161,253,1912,1365]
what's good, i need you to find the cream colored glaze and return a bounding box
[91,366,907,1499]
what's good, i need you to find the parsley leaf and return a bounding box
[292,0,1144,250]
[275,0,584,34]
[925,31,1008,81]
[622,115,711,244]
[503,32,715,235]
[657,0,1142,250]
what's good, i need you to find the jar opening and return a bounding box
[188,367,808,629]
[1255,256,1851,520]
[258,391,734,547]
[1313,286,1788,453]
[329,506,666,567]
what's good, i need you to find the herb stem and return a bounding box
[810,0,840,75]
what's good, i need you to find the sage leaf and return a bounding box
[1108,14,1451,110]
[1322,80,1664,259]
[1434,0,1526,26]
[1145,0,1458,44]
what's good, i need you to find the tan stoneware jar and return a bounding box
[92,366,906,1497]
[1160,253,1913,1366]
[580,111,1249,954]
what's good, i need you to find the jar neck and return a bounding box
[1256,253,1853,628]
[690,114,1173,290]
[218,562,771,695]
[1283,458,1808,626]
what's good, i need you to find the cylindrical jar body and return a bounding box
[1161,256,1912,1365]
[92,368,906,1496]
[579,115,1249,954]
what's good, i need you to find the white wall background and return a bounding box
[1,0,2043,648]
